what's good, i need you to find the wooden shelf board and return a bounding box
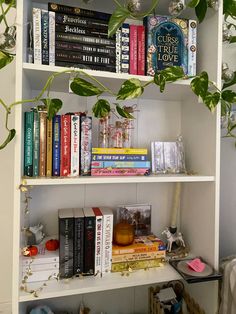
[19,264,182,302]
[22,63,193,101]
[22,175,215,186]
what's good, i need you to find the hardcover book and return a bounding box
[39,109,47,177]
[70,115,80,177]
[80,116,92,176]
[32,7,42,64]
[55,23,110,39]
[91,161,150,169]
[24,111,34,177]
[91,168,150,176]
[46,119,53,177]
[32,109,40,177]
[111,258,165,272]
[92,148,148,155]
[41,10,49,65]
[92,154,147,161]
[60,114,71,176]
[100,207,113,275]
[144,15,189,75]
[73,208,84,276]
[83,207,96,275]
[55,33,115,46]
[92,207,103,276]
[49,11,55,66]
[129,24,138,75]
[58,208,74,278]
[52,115,61,176]
[112,250,166,263]
[116,204,151,236]
[121,23,130,73]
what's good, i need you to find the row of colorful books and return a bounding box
[58,207,113,278]
[31,2,197,76]
[24,109,92,177]
[91,147,151,176]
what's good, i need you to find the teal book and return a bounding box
[144,15,189,76]
[24,111,34,176]
[32,109,40,176]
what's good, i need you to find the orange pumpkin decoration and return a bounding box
[113,221,134,246]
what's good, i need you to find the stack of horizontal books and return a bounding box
[91,148,151,176]
[111,234,166,272]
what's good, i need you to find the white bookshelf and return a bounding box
[12,0,223,313]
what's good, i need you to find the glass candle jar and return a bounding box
[98,115,110,148]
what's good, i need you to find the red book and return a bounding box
[129,25,138,75]
[137,25,145,76]
[60,114,71,176]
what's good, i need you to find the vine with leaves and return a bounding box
[0,0,236,149]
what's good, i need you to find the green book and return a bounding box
[24,111,34,176]
[32,109,40,176]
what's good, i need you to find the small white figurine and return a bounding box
[162,227,185,252]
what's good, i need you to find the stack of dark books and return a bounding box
[48,2,116,72]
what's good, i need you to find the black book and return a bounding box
[41,10,49,65]
[55,50,116,66]
[55,32,115,46]
[73,208,84,276]
[55,13,109,30]
[55,41,116,57]
[48,2,111,21]
[55,60,116,72]
[58,208,74,278]
[55,23,113,39]
[83,208,96,276]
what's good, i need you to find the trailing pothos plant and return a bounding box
[0,0,236,150]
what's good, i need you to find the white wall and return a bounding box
[220,18,236,258]
[0,6,16,312]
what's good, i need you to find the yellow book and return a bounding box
[46,119,53,177]
[92,148,148,155]
[112,250,166,263]
[111,258,165,272]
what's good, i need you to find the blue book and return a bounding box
[52,115,61,176]
[92,154,147,161]
[91,161,151,168]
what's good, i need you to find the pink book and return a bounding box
[129,25,138,75]
[60,114,71,176]
[137,25,145,76]
[91,168,150,176]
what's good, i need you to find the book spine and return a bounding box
[48,2,111,21]
[55,13,109,30]
[92,154,147,161]
[55,50,115,66]
[188,19,197,76]
[52,115,61,176]
[111,258,164,272]
[49,11,55,66]
[137,25,145,76]
[83,215,95,275]
[129,25,138,75]
[55,23,110,39]
[80,116,92,176]
[60,115,71,176]
[59,216,74,278]
[39,111,47,177]
[22,269,59,283]
[91,168,150,176]
[93,208,103,276]
[55,41,116,56]
[33,8,42,64]
[24,111,34,177]
[112,250,166,263]
[113,244,161,255]
[46,119,53,177]
[55,33,115,46]
[92,148,148,155]
[74,215,84,275]
[32,110,40,177]
[121,23,129,74]
[55,61,116,72]
[115,28,121,73]
[101,211,113,275]
[70,115,80,177]
[22,262,59,272]
[41,10,49,65]
[91,161,151,168]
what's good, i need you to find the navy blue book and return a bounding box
[52,115,61,176]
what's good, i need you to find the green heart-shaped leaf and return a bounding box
[70,77,103,96]
[116,104,134,119]
[224,0,236,18]
[222,90,236,103]
[154,73,166,92]
[108,7,130,38]
[188,0,200,8]
[161,66,185,82]
[203,92,220,112]
[190,71,209,98]
[229,36,236,43]
[0,51,14,69]
[195,0,208,23]
[117,78,144,100]
[0,129,16,149]
[41,98,63,120]
[92,99,111,118]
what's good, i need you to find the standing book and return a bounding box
[70,114,80,177]
[92,207,103,276]
[83,207,96,276]
[46,119,53,177]
[24,111,34,177]
[32,109,40,177]
[39,109,47,177]
[32,7,42,64]
[60,114,71,176]
[41,10,49,65]
[80,116,92,176]
[52,115,61,176]
[73,208,84,276]
[100,207,113,275]
[129,25,138,75]
[58,208,74,278]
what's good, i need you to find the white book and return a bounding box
[49,11,55,66]
[70,115,80,177]
[22,269,59,283]
[21,250,59,266]
[92,207,103,276]
[100,207,113,275]
[22,262,59,272]
[32,7,42,64]
[188,19,197,76]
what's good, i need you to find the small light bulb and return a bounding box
[208,0,219,11]
[222,23,232,43]
[168,0,186,17]
[127,0,142,13]
[222,63,234,82]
